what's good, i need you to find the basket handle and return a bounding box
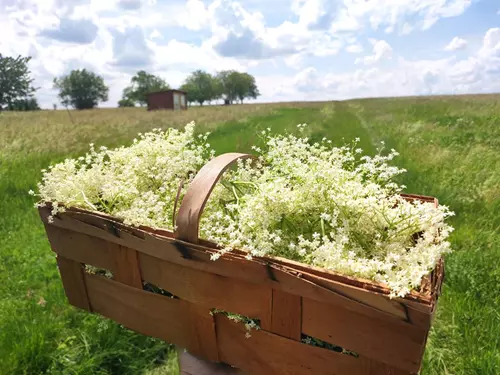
[175,153,255,244]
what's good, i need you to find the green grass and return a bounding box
[1,97,499,374]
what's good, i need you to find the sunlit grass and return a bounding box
[1,96,499,374]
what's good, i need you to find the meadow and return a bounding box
[0,96,499,374]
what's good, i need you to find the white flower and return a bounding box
[200,131,454,297]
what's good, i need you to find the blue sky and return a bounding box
[1,0,499,108]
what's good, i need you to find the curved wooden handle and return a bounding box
[175,153,255,244]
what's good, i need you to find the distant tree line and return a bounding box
[0,53,260,111]
[118,69,259,107]
[180,70,259,106]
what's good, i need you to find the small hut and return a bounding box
[146,90,187,111]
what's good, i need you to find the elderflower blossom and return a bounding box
[200,128,454,297]
[35,122,212,229]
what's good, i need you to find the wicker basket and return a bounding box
[39,153,444,375]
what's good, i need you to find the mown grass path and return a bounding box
[346,98,500,375]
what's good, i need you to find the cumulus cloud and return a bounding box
[355,40,392,65]
[300,0,473,34]
[264,28,500,103]
[181,0,210,31]
[40,18,98,44]
[292,67,320,92]
[117,0,142,10]
[149,29,162,40]
[214,29,297,59]
[149,37,247,75]
[210,0,343,60]
[482,28,500,53]
[110,26,152,68]
[401,23,413,35]
[346,44,363,53]
[444,37,467,51]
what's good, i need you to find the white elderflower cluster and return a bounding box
[35,122,213,229]
[200,128,454,297]
[35,123,454,297]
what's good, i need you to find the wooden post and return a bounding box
[178,349,246,375]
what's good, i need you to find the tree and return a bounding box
[7,97,40,111]
[118,97,135,107]
[215,71,259,104]
[54,69,109,110]
[211,75,224,103]
[121,71,170,106]
[179,81,196,106]
[180,70,218,106]
[0,54,37,110]
[216,70,237,105]
[234,72,259,104]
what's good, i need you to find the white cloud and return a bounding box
[283,53,305,69]
[444,36,467,51]
[401,22,413,35]
[149,29,162,40]
[179,0,210,31]
[291,0,326,28]
[111,26,152,68]
[330,8,360,32]
[355,39,392,65]
[346,44,363,54]
[266,28,500,102]
[482,28,500,53]
[208,0,344,60]
[320,0,471,34]
[151,39,245,73]
[40,17,98,44]
[117,0,142,10]
[259,58,455,102]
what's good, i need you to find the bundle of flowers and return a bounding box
[33,122,454,298]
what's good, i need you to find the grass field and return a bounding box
[1,96,499,374]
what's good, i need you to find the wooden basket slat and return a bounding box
[286,264,434,329]
[139,252,273,330]
[270,289,302,341]
[56,256,91,311]
[274,262,411,321]
[85,273,197,352]
[112,245,142,289]
[215,314,411,375]
[366,360,412,375]
[302,297,425,373]
[47,225,115,272]
[187,304,220,363]
[269,256,428,303]
[47,225,143,290]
